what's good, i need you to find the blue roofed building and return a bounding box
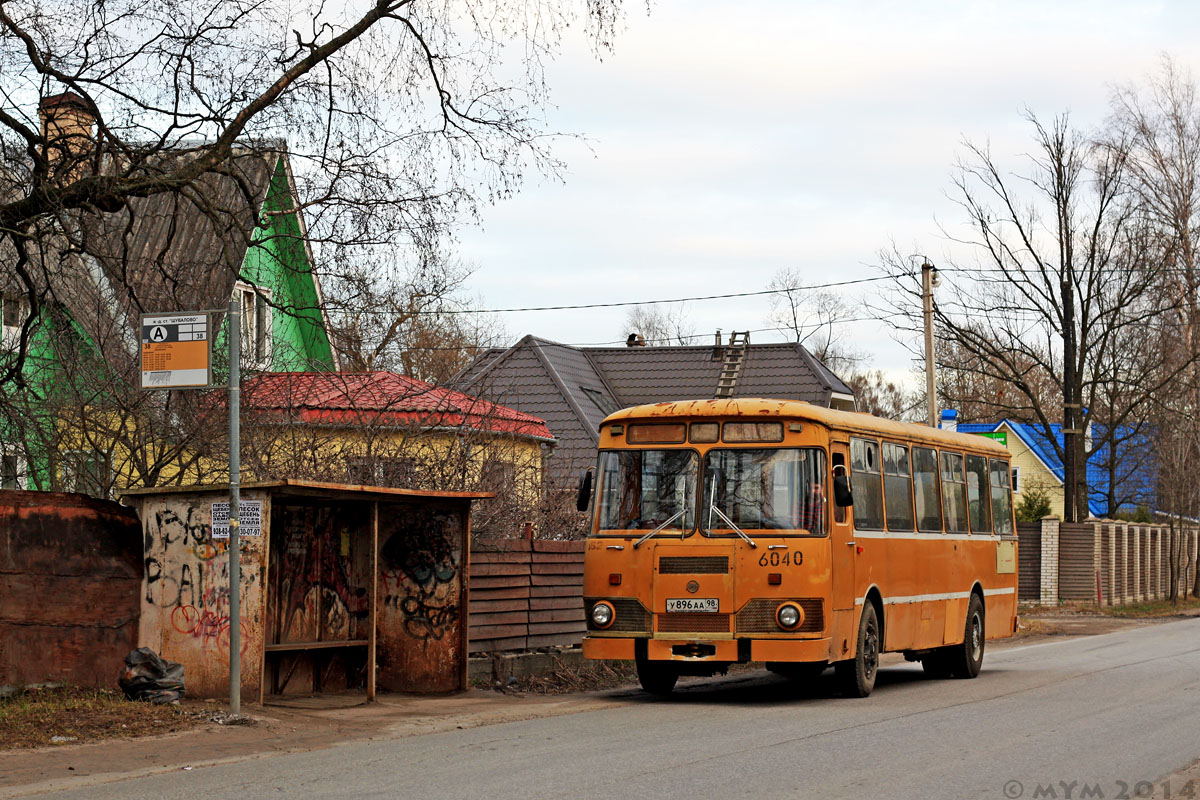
[942,411,1156,519]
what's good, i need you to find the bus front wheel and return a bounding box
[636,659,679,695]
[835,602,879,698]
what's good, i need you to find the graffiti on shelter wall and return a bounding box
[143,498,257,656]
[380,508,462,641]
[273,505,369,643]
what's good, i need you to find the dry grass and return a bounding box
[0,686,198,750]
[1013,618,1061,638]
[496,658,639,695]
[1102,596,1200,618]
[1022,596,1200,619]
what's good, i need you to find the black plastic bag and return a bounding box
[119,647,185,704]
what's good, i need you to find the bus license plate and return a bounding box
[666,598,718,613]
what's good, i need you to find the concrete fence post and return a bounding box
[1107,523,1117,607]
[1132,525,1142,602]
[1092,521,1103,605]
[1040,517,1060,606]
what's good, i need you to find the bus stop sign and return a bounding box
[140,313,210,389]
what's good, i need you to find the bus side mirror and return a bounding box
[576,469,594,512]
[833,474,854,507]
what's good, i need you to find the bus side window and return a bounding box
[913,446,942,532]
[941,452,968,533]
[850,437,883,530]
[832,452,847,524]
[883,442,914,531]
[990,458,1014,535]
[965,453,992,534]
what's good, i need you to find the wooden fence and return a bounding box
[468,537,586,653]
[1019,518,1200,606]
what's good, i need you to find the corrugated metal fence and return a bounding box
[469,537,585,653]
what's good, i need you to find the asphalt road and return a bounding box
[36,618,1200,800]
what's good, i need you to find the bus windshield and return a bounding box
[704,448,827,534]
[596,450,697,532]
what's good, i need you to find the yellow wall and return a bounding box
[997,423,1064,520]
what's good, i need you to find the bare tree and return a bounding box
[621,303,695,346]
[0,0,631,495]
[0,0,629,383]
[766,269,864,374]
[1108,57,1200,593]
[844,369,920,421]
[326,253,507,383]
[881,113,1182,522]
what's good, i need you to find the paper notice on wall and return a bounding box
[211,500,263,538]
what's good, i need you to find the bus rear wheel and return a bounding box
[949,594,985,679]
[836,602,879,698]
[636,659,679,695]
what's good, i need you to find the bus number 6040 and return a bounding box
[759,550,801,567]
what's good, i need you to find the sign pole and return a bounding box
[227,299,242,715]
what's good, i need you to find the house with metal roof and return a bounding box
[949,413,1157,519]
[452,333,856,486]
[1,93,336,496]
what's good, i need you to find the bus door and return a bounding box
[829,440,858,657]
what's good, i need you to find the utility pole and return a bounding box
[922,260,939,427]
[227,296,242,715]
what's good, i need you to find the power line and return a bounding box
[355,275,895,316]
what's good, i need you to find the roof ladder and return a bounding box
[714,331,750,398]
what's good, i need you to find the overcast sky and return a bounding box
[456,1,1200,381]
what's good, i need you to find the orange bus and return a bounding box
[576,398,1018,697]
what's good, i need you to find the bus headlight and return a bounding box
[591,601,615,629]
[776,602,804,630]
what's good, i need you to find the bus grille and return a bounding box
[658,556,730,574]
[735,598,824,633]
[586,598,651,633]
[657,613,731,633]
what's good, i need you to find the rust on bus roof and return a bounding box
[602,398,1010,455]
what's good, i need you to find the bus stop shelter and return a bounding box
[121,480,490,703]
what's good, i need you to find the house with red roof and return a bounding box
[236,371,555,535]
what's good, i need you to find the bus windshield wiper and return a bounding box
[707,504,757,548]
[632,509,687,549]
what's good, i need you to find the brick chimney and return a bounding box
[38,92,95,183]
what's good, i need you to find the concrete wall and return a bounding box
[0,491,141,688]
[134,489,270,702]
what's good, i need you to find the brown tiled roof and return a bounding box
[453,334,855,485]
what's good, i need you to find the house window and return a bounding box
[347,456,415,487]
[1,444,26,490]
[61,450,111,497]
[1011,466,1020,493]
[235,284,272,368]
[581,388,619,417]
[1,294,29,349]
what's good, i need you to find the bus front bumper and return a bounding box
[583,635,832,663]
